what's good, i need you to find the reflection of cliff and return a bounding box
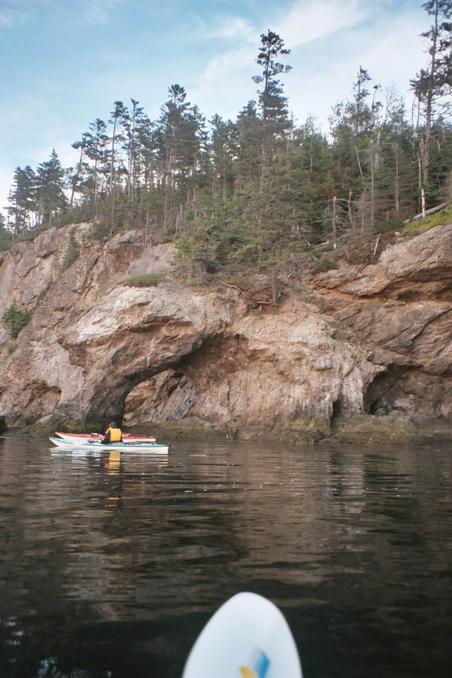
[0,222,451,436]
[1,437,451,631]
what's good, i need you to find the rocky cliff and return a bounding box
[0,221,451,443]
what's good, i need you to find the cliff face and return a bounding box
[0,222,451,440]
[313,224,452,424]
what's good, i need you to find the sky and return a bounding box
[0,0,429,215]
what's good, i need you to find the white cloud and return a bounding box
[204,16,255,42]
[286,12,426,128]
[276,0,366,48]
[192,0,369,120]
[192,0,426,126]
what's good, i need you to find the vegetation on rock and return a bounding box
[119,273,166,287]
[2,304,32,339]
[61,234,81,271]
[403,204,452,237]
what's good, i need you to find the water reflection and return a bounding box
[0,435,451,677]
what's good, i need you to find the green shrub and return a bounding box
[0,226,13,251]
[119,273,165,287]
[88,221,110,240]
[61,234,81,271]
[176,234,193,258]
[375,218,404,234]
[312,255,338,274]
[2,303,32,338]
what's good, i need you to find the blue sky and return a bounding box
[1,0,428,213]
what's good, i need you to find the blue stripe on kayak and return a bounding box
[253,649,270,678]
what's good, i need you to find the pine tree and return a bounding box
[7,166,37,233]
[0,212,13,250]
[36,150,67,226]
[252,30,292,192]
[210,115,239,201]
[84,118,109,220]
[69,133,90,207]
[108,101,129,234]
[411,0,452,192]
[157,84,204,230]
[235,101,262,197]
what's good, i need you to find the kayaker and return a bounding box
[101,421,123,444]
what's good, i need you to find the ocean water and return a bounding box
[0,434,451,677]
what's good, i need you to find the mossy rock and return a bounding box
[272,416,331,445]
[119,273,166,287]
[331,414,418,445]
[128,417,237,442]
[402,204,452,237]
[29,414,104,435]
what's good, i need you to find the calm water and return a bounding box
[0,434,451,677]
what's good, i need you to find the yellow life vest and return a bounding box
[107,427,122,442]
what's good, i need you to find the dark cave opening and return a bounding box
[364,365,411,415]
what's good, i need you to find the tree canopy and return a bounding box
[4,2,452,274]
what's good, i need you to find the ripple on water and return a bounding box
[0,436,451,677]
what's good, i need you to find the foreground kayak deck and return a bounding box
[183,592,302,677]
[49,436,168,453]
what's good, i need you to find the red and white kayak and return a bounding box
[55,431,156,444]
[50,436,168,453]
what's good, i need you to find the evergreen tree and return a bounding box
[157,84,204,229]
[411,0,452,191]
[253,30,292,192]
[347,66,372,135]
[69,133,90,207]
[210,115,239,201]
[84,118,109,219]
[36,150,67,225]
[0,212,13,250]
[7,166,37,233]
[235,101,262,196]
[108,100,129,233]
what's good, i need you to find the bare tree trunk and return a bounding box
[109,116,118,237]
[354,146,364,177]
[332,195,337,249]
[70,146,84,208]
[348,188,355,235]
[272,266,278,306]
[370,144,375,229]
[394,143,400,215]
[422,0,440,187]
[163,149,173,229]
[144,210,149,248]
[93,156,99,221]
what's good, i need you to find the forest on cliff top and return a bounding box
[1,0,451,275]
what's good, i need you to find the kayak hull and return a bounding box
[49,436,168,453]
[55,431,156,443]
